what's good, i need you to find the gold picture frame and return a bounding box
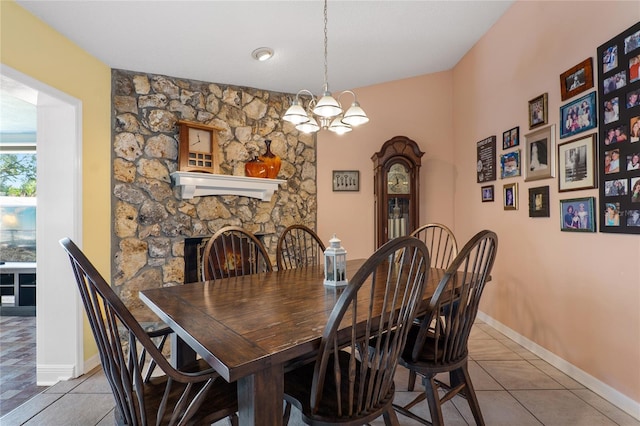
[503,183,518,210]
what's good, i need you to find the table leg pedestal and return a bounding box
[237,364,284,425]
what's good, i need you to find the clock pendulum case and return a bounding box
[372,136,424,248]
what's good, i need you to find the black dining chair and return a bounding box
[276,224,326,270]
[406,223,459,390]
[394,230,498,426]
[282,236,430,425]
[410,223,458,269]
[60,237,238,425]
[201,226,272,281]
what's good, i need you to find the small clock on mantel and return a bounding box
[177,120,222,174]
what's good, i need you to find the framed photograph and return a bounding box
[503,183,518,210]
[528,186,550,218]
[332,170,359,191]
[560,197,596,232]
[602,45,618,74]
[476,136,497,183]
[502,126,519,149]
[603,71,626,95]
[500,150,521,179]
[560,91,597,139]
[558,133,597,192]
[524,124,555,181]
[560,58,594,101]
[481,185,494,202]
[528,93,548,129]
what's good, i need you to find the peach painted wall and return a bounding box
[452,0,639,409]
[317,71,455,258]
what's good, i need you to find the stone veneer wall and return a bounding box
[111,69,317,309]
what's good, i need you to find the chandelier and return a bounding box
[282,0,369,135]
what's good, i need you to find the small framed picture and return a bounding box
[602,45,618,73]
[500,150,521,179]
[503,183,518,210]
[560,58,594,101]
[603,71,626,95]
[481,185,494,202]
[528,186,550,218]
[524,124,555,182]
[560,91,597,139]
[332,170,359,191]
[624,29,640,54]
[630,53,640,83]
[528,93,548,129]
[558,133,597,192]
[560,197,596,232]
[603,97,620,124]
[627,89,640,108]
[604,201,621,227]
[632,116,640,142]
[502,126,519,149]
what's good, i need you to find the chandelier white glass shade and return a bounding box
[282,0,369,135]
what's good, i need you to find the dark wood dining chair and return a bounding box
[394,230,498,426]
[276,224,326,270]
[201,226,273,281]
[283,235,430,425]
[406,223,459,390]
[59,237,238,426]
[410,223,458,269]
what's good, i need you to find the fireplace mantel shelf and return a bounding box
[171,172,286,201]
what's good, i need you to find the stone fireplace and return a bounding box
[111,69,317,309]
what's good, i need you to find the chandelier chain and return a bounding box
[323,0,328,90]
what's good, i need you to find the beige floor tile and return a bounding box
[469,326,494,340]
[69,370,112,394]
[23,394,115,426]
[529,359,584,389]
[468,360,503,391]
[478,360,564,390]
[500,339,540,360]
[388,390,468,425]
[474,323,509,340]
[571,389,640,426]
[455,390,543,425]
[469,338,523,361]
[511,389,619,425]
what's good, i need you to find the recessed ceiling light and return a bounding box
[251,47,274,61]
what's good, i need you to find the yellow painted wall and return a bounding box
[1,0,111,359]
[452,0,640,407]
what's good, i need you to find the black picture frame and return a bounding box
[502,126,520,150]
[332,170,359,192]
[476,136,497,183]
[528,186,550,218]
[597,21,640,234]
[481,185,494,202]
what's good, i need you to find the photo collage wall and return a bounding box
[597,21,640,234]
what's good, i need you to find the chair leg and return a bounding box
[458,365,485,426]
[383,406,401,426]
[407,370,417,391]
[424,375,444,426]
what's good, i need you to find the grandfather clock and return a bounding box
[372,136,424,248]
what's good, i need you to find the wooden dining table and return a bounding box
[139,259,447,426]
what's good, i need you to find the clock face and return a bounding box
[387,163,410,194]
[189,128,211,152]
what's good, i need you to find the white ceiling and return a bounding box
[14,0,514,95]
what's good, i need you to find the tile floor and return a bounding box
[1,318,639,426]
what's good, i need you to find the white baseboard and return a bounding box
[36,364,76,386]
[477,312,640,421]
[82,354,101,374]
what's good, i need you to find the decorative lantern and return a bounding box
[324,234,348,287]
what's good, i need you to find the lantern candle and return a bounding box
[324,234,347,287]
